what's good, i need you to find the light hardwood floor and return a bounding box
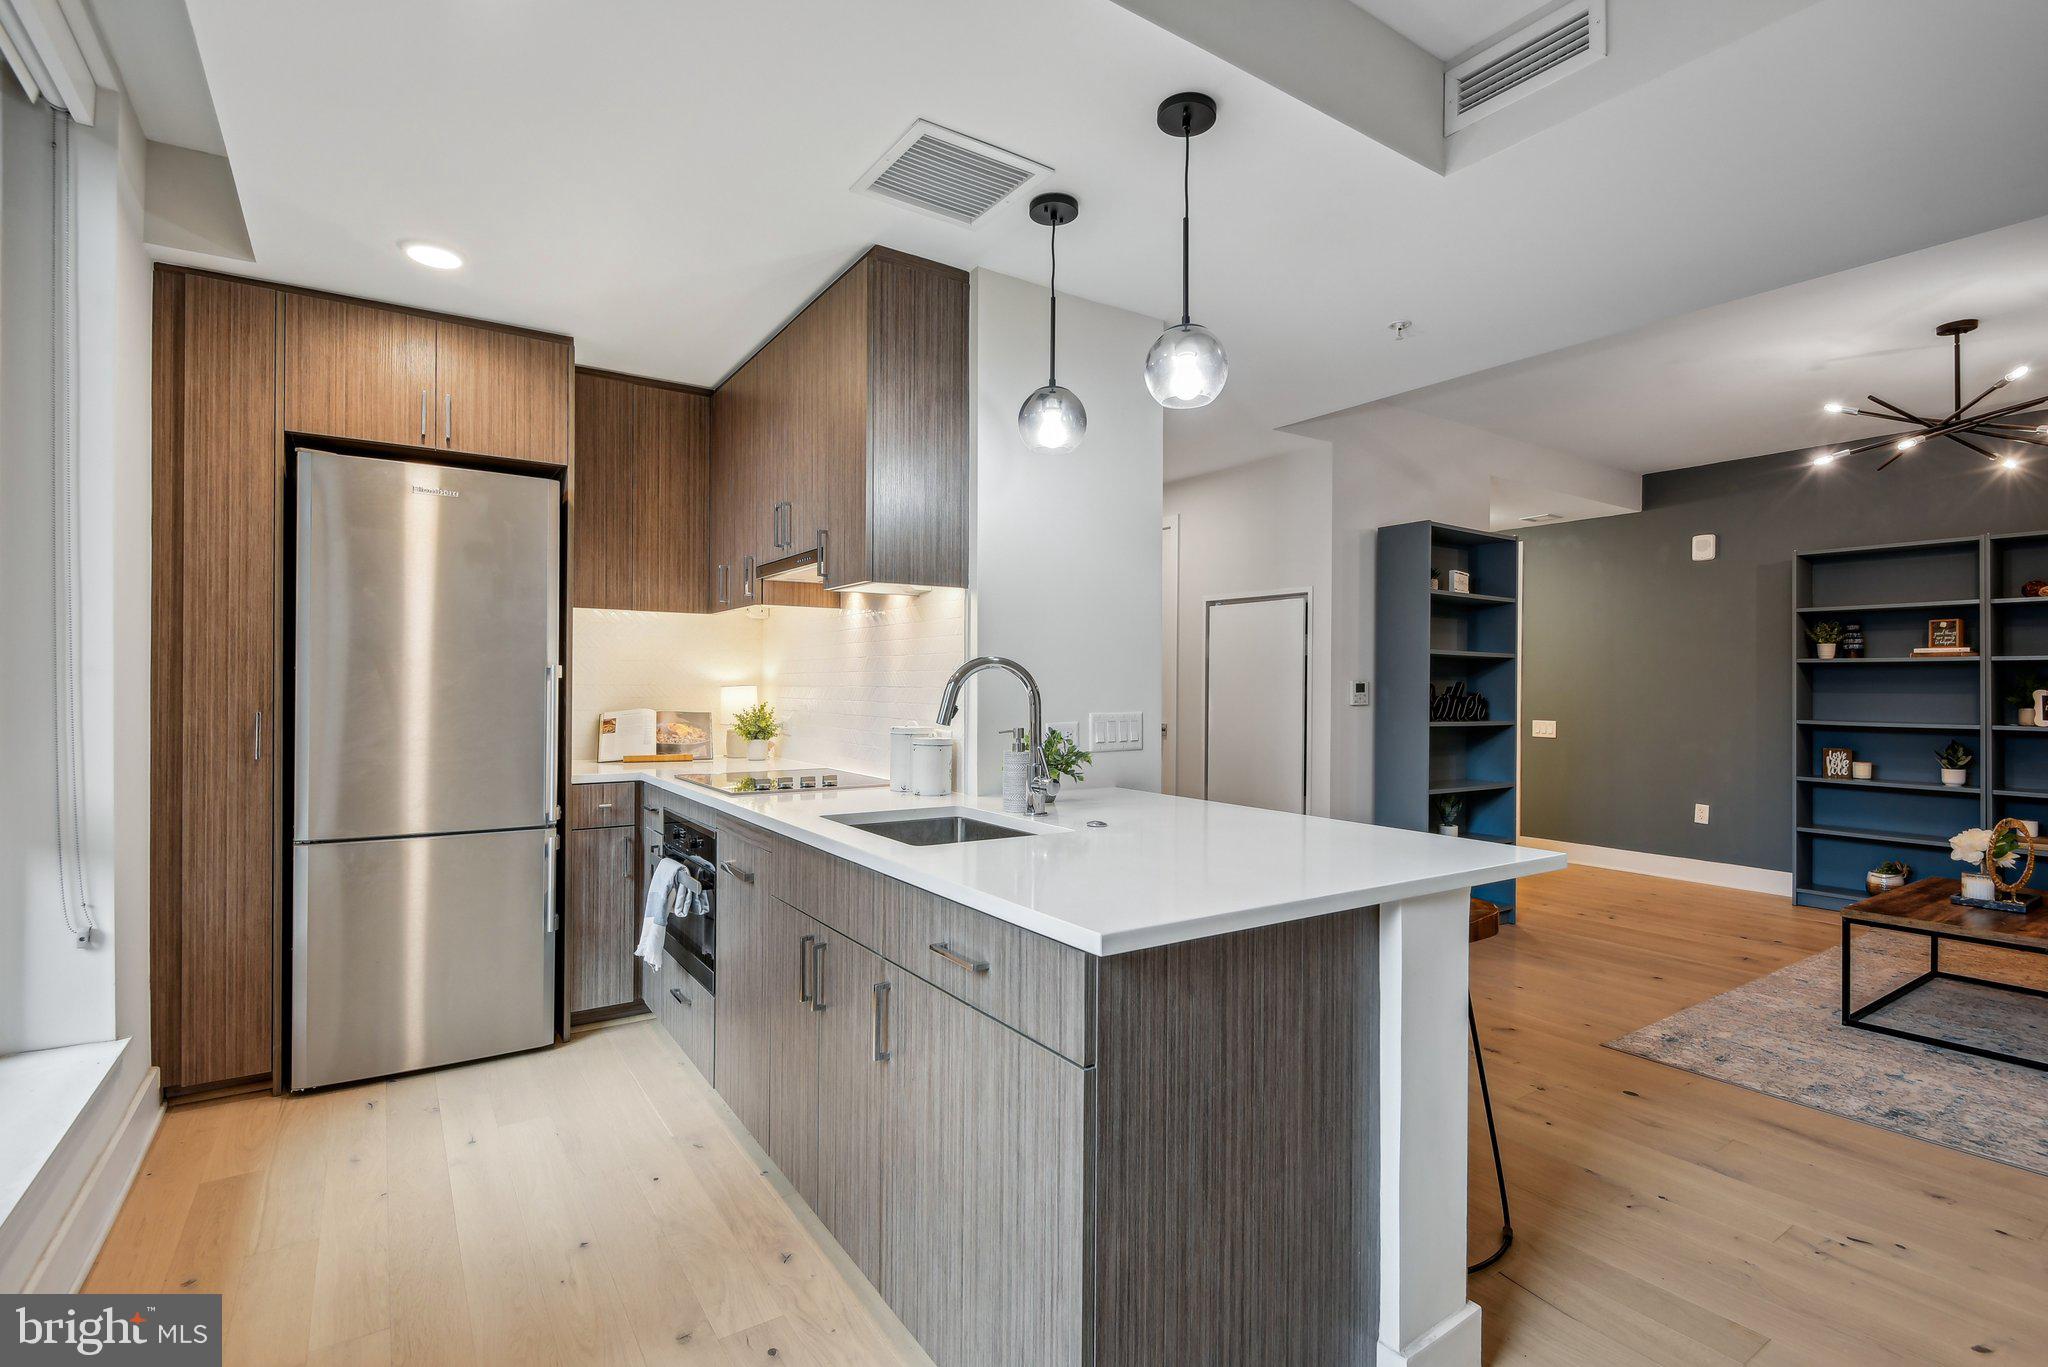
[87,865,2048,1365]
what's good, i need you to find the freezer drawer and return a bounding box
[292,828,556,1090]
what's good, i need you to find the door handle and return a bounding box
[670,985,691,1007]
[810,939,828,1013]
[718,859,753,884]
[543,830,559,933]
[798,933,815,1003]
[928,942,989,974]
[872,981,891,1062]
[252,710,263,763]
[420,389,428,441]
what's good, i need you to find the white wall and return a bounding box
[966,270,1163,796]
[1163,447,1335,814]
[569,608,763,763]
[760,590,967,779]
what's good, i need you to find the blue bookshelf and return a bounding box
[1376,521,1522,917]
[1793,536,1986,909]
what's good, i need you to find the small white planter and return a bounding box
[1439,824,1460,838]
[746,738,771,760]
[1815,642,1838,660]
[1940,767,1969,787]
[1960,872,1996,901]
[2023,708,2038,728]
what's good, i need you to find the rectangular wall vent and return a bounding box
[854,120,1049,227]
[1445,0,1606,134]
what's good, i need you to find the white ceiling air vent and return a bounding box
[1444,0,1606,134]
[1518,513,1567,524]
[854,120,1049,227]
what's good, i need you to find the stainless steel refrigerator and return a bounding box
[291,448,560,1091]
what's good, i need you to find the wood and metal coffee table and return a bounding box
[1840,877,2048,1070]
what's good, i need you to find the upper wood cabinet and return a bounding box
[283,293,572,466]
[152,268,283,1094]
[709,246,967,608]
[572,369,710,613]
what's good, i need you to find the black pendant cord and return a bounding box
[1180,121,1193,327]
[1048,218,1059,387]
[1468,997,1515,1274]
[1954,331,1964,412]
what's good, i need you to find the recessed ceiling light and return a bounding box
[402,241,463,270]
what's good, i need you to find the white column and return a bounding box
[1376,888,1480,1367]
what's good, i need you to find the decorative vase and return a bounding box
[1440,824,1460,838]
[746,738,770,760]
[1940,767,1968,787]
[2024,708,2038,729]
[1961,872,1996,901]
[1852,761,1874,780]
[1816,642,1838,660]
[1866,869,1906,894]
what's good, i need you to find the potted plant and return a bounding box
[1866,859,1910,894]
[1935,740,1973,787]
[1949,824,2022,902]
[733,702,780,760]
[1435,795,1466,837]
[1806,620,1846,660]
[1040,728,1092,801]
[2008,672,2046,727]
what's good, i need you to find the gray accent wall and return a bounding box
[1521,436,2048,871]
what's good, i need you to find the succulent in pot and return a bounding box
[1806,620,1846,660]
[734,702,780,761]
[1039,727,1093,802]
[1935,740,1974,788]
[1434,794,1466,837]
[1866,859,1911,894]
[2008,672,2046,727]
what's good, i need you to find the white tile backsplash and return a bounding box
[570,590,967,775]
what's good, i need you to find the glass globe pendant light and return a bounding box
[1018,193,1086,453]
[1145,93,1227,410]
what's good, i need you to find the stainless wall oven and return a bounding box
[662,813,717,993]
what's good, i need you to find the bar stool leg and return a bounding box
[1468,997,1514,1273]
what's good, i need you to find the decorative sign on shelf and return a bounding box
[1431,680,1491,722]
[1839,622,1865,658]
[1446,569,1472,594]
[1821,746,1855,779]
[1928,618,1964,649]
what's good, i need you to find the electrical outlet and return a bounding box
[1089,711,1144,752]
[1531,720,1557,738]
[1694,804,1710,824]
[1350,680,1371,707]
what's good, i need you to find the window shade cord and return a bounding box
[48,102,93,946]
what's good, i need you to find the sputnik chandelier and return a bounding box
[1816,319,2046,471]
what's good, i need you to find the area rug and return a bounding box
[1607,932,2048,1177]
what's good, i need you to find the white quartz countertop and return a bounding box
[573,759,1564,956]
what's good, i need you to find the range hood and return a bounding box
[757,541,826,585]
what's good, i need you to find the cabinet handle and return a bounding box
[670,985,691,1007]
[810,939,828,1013]
[420,389,428,440]
[716,563,727,606]
[872,981,891,1062]
[718,859,753,884]
[596,801,613,812]
[815,528,829,583]
[742,556,755,601]
[443,392,453,446]
[928,942,989,974]
[252,710,263,763]
[798,933,815,1003]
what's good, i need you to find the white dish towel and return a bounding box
[638,857,682,968]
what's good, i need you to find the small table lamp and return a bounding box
[721,685,759,759]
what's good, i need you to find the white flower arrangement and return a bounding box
[1949,826,2020,869]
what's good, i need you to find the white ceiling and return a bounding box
[152,0,2048,483]
[88,0,224,154]
[1385,214,2048,474]
[1349,0,1544,62]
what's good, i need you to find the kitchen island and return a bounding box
[579,761,1563,1367]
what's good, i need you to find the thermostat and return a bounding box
[1692,534,1717,562]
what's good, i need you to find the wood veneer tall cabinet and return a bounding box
[151,268,284,1094]
[572,369,711,612]
[709,246,967,608]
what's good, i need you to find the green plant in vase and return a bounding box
[734,702,780,760]
[1434,794,1466,836]
[1866,858,1911,894]
[1805,620,1846,659]
[1039,728,1092,801]
[1935,740,1973,788]
[2007,671,2047,726]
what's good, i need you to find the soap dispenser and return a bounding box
[1001,727,1031,814]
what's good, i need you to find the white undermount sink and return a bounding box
[826,806,1055,846]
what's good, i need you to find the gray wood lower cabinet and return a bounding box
[649,950,714,1081]
[812,929,888,1288]
[766,898,822,1206]
[711,826,776,1143]
[880,972,1087,1367]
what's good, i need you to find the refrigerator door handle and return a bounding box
[544,663,562,823]
[543,829,558,933]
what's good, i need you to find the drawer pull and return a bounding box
[596,801,614,811]
[719,860,754,884]
[670,986,690,1007]
[873,981,892,1062]
[798,933,815,1003]
[929,942,990,974]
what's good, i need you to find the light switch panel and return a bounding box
[1089,711,1145,752]
[1531,720,1557,738]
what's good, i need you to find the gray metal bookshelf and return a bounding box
[1792,534,2004,909]
[1375,520,1521,915]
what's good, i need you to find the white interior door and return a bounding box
[1204,594,1309,813]
[1161,516,1180,794]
